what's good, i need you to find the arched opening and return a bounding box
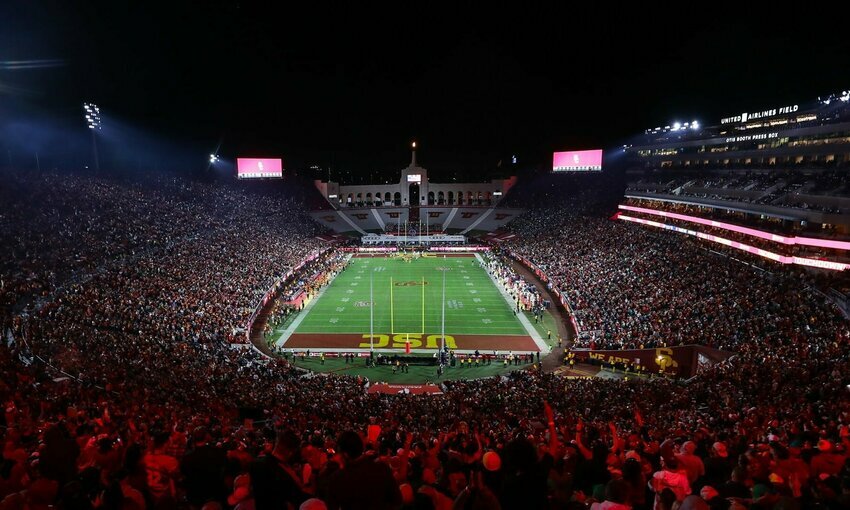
[385,192,392,204]
[409,183,420,206]
[365,192,372,205]
[467,191,474,204]
[375,191,383,206]
[477,191,483,205]
[485,191,492,206]
[394,192,401,206]
[427,191,435,205]
[447,191,454,205]
[356,193,363,206]
[457,191,463,205]
[347,193,353,206]
[438,191,445,205]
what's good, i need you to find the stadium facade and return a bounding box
[622,89,850,231]
[627,89,850,169]
[310,146,522,235]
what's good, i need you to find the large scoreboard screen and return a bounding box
[552,149,603,172]
[237,158,283,179]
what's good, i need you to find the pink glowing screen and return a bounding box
[552,150,603,172]
[237,158,283,179]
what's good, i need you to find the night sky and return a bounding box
[1,2,848,179]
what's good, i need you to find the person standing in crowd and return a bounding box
[675,441,705,487]
[142,430,180,506]
[649,457,690,509]
[327,431,401,510]
[703,442,732,487]
[250,429,308,509]
[181,427,228,507]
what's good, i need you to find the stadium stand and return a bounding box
[0,169,848,510]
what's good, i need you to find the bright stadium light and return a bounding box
[673,122,682,131]
[83,102,101,171]
[84,102,102,130]
[692,120,700,130]
[209,153,219,164]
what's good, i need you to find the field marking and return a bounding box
[475,253,549,353]
[286,254,529,337]
[275,253,353,347]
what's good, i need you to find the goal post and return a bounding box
[388,273,427,338]
[422,275,425,335]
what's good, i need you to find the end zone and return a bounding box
[282,332,540,353]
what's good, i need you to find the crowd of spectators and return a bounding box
[503,193,848,353]
[0,170,848,510]
[480,251,543,312]
[627,170,850,214]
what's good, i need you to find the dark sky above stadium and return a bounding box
[1,2,848,178]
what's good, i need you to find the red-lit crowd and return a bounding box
[0,171,848,510]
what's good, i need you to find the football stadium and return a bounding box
[1,6,849,510]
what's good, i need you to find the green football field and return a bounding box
[278,253,541,352]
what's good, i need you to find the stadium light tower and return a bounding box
[83,103,101,171]
[207,138,224,172]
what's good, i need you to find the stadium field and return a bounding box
[277,253,544,352]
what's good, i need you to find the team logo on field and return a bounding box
[494,213,512,220]
[460,212,478,218]
[352,213,369,220]
[322,215,336,222]
[354,301,372,308]
[387,212,400,218]
[393,280,430,287]
[428,212,443,218]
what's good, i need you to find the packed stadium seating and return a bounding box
[1,170,848,510]
[627,168,850,214]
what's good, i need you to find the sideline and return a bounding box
[475,253,549,353]
[274,253,353,347]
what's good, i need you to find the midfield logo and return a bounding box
[322,215,336,222]
[352,213,369,220]
[460,212,478,218]
[494,213,511,220]
[428,212,443,218]
[387,212,400,218]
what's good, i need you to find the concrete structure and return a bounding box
[314,145,518,208]
[309,206,525,235]
[312,145,523,235]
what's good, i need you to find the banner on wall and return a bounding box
[571,345,733,378]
